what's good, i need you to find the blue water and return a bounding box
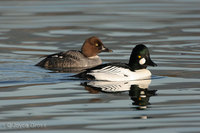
[0,0,200,133]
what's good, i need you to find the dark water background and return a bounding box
[0,0,200,133]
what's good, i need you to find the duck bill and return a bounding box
[146,58,157,67]
[101,46,113,52]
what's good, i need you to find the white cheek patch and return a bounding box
[139,58,146,65]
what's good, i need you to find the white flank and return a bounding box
[88,66,152,81]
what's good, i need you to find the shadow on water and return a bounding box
[81,79,157,110]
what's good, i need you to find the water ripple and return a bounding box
[0,0,200,133]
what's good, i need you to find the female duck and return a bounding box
[74,44,157,81]
[36,36,112,69]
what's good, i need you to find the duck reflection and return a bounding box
[129,81,157,110]
[81,80,157,110]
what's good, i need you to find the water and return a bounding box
[0,0,200,133]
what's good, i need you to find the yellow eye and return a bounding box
[138,55,141,59]
[95,43,99,47]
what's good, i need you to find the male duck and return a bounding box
[74,44,157,81]
[36,36,112,69]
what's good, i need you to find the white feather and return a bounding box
[88,66,152,81]
[92,66,123,73]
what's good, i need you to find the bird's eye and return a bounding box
[95,43,99,47]
[138,55,141,59]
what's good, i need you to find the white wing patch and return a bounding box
[51,54,63,59]
[52,55,59,58]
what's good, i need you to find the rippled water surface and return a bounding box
[0,0,200,133]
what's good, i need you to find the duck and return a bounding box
[36,36,112,69]
[73,44,157,81]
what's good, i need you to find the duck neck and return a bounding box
[129,62,144,71]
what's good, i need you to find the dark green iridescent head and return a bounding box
[128,44,157,70]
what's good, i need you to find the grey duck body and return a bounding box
[36,50,102,68]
